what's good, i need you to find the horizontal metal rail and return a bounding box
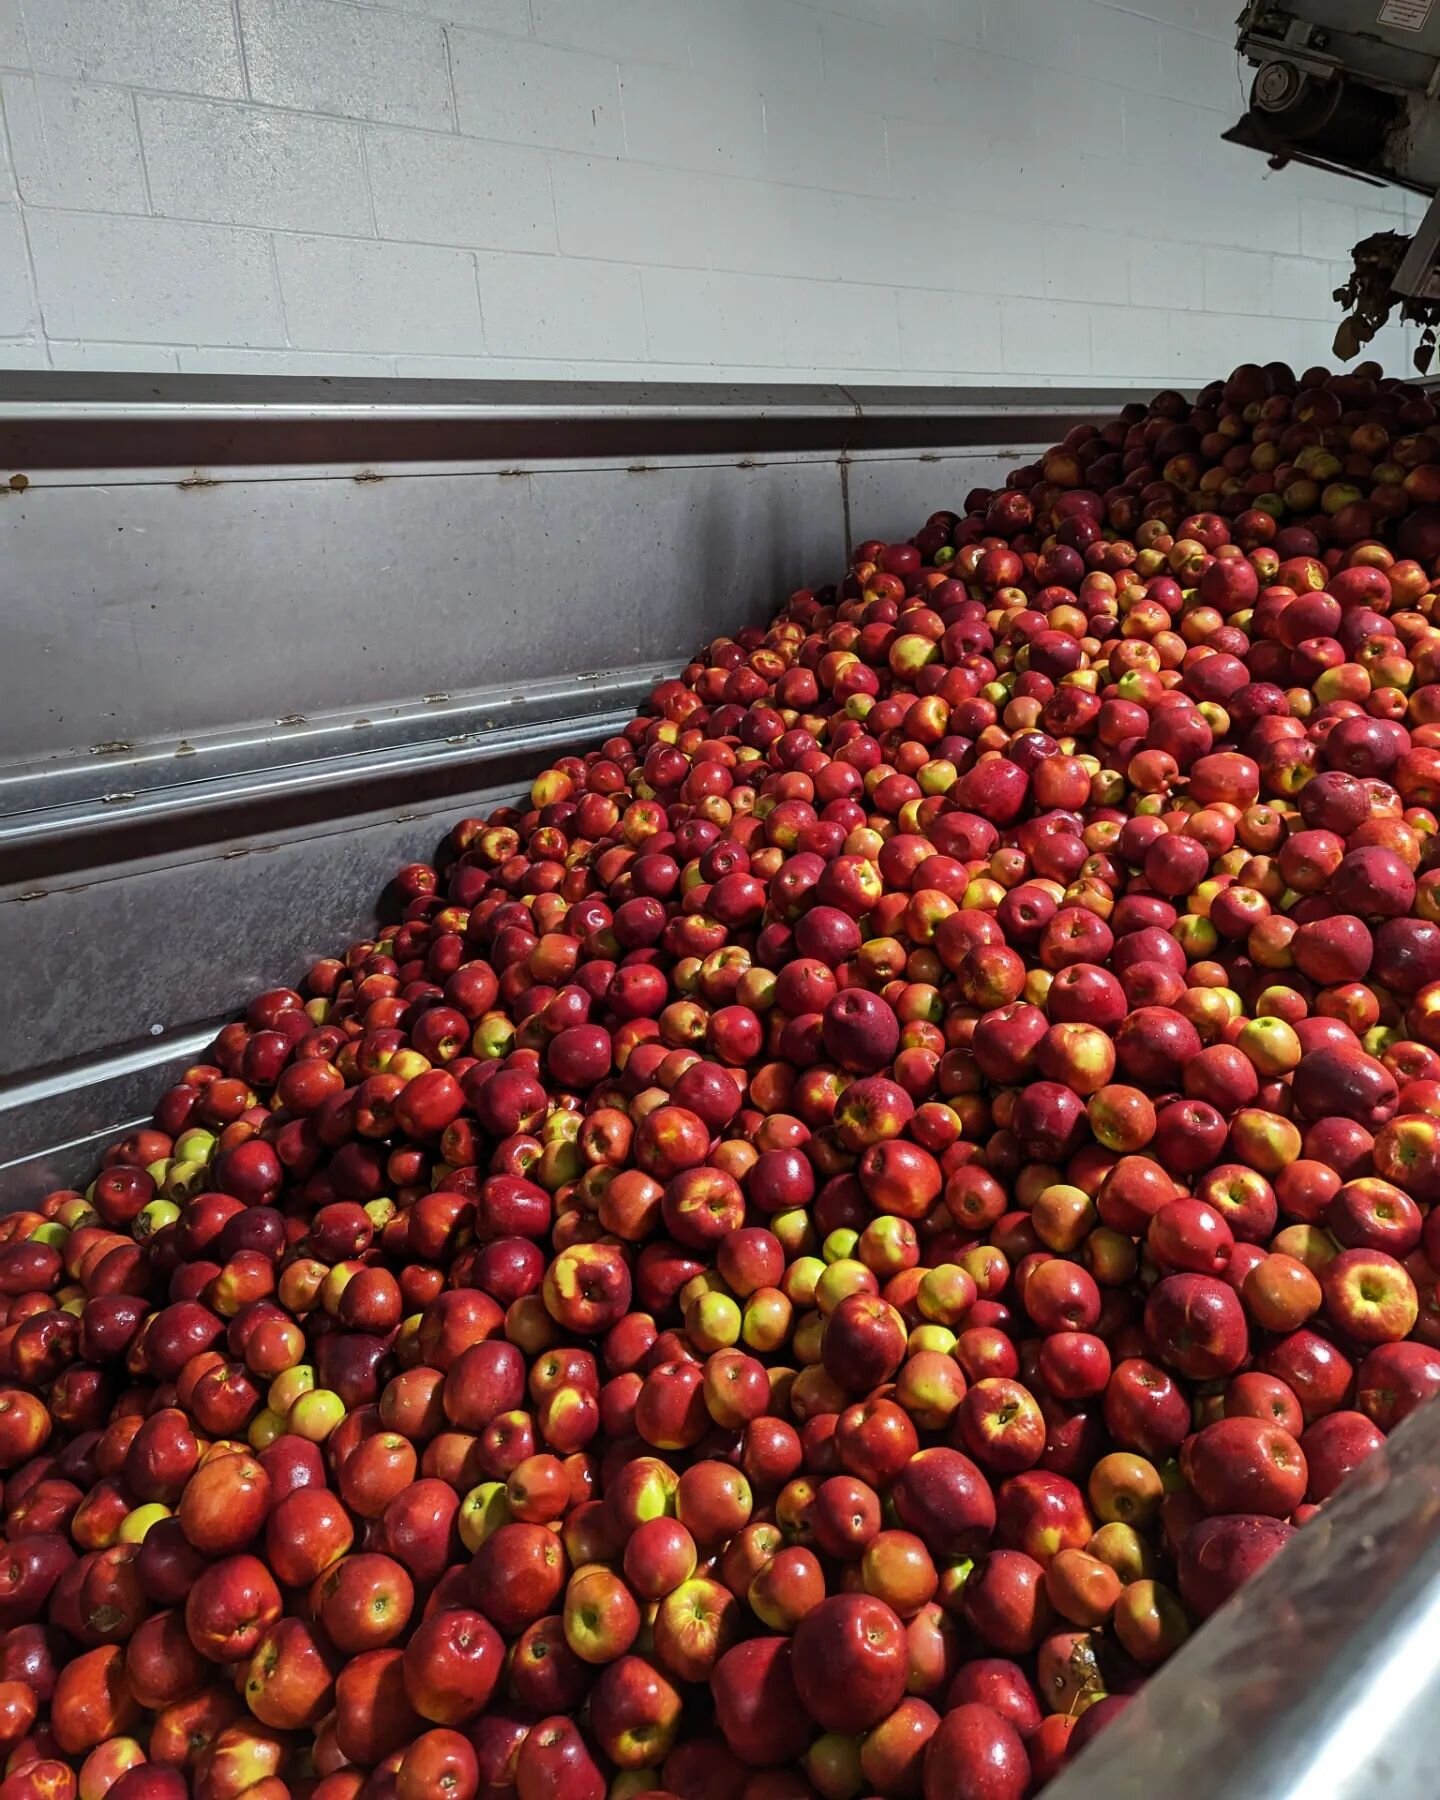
[0,666,664,863]
[0,374,1138,468]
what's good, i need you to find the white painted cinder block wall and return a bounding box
[0,0,1424,383]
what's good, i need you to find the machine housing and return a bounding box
[1233,0,1440,294]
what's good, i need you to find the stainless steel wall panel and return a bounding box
[842,449,1030,544]
[1,455,845,767]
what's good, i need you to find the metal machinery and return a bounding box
[6,374,1440,1796]
[1232,1,1440,294]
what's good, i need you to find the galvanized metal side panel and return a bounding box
[843,449,1027,544]
[2,455,845,766]
[5,769,520,1085]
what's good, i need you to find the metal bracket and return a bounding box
[1395,190,1440,295]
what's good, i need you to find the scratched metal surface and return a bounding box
[0,454,843,768]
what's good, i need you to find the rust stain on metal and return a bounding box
[275,714,307,727]
[16,890,47,903]
[497,468,529,478]
[423,693,451,705]
[178,474,220,489]
[90,741,134,756]
[353,717,373,729]
[8,473,28,491]
[627,463,656,474]
[353,469,385,483]
[175,741,196,757]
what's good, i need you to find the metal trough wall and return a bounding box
[0,374,1108,1201]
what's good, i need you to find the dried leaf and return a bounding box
[1324,316,1360,361]
[1333,316,1366,361]
[1332,228,1440,363]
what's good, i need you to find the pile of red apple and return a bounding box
[10,360,1440,1800]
